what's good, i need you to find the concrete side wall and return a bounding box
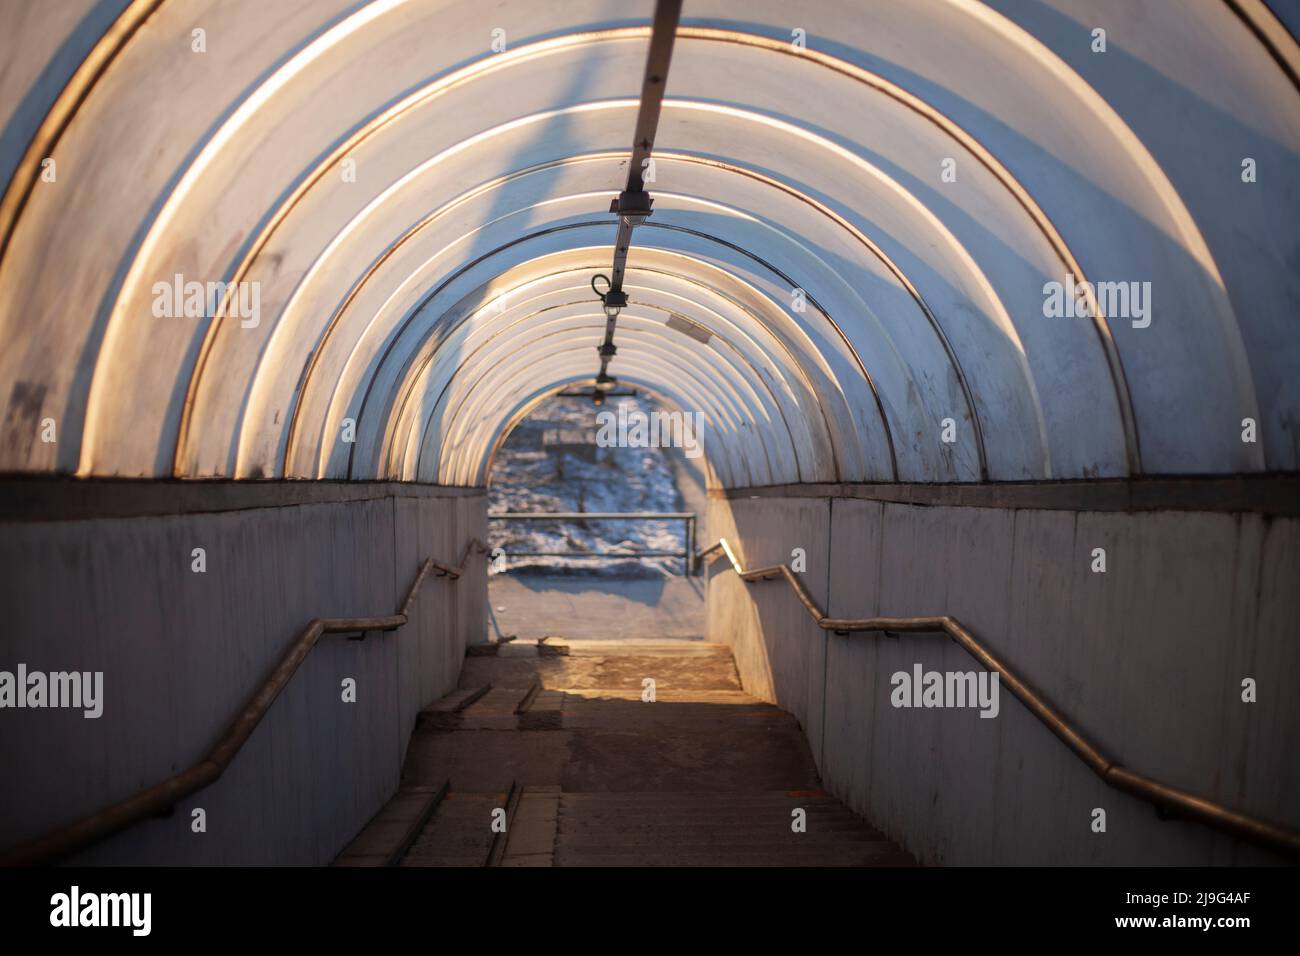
[706,494,1300,865]
[0,486,487,864]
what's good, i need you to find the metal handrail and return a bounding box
[492,512,696,519]
[490,512,697,573]
[0,539,489,867]
[697,538,1300,858]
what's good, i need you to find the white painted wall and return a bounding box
[707,493,1300,865]
[0,486,487,864]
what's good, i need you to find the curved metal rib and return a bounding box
[697,537,1300,858]
[0,539,489,868]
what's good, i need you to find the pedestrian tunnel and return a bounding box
[0,0,1298,868]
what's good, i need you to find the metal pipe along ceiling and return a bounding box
[0,0,1297,488]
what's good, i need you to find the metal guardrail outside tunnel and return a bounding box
[490,511,697,573]
[0,539,490,868]
[696,537,1300,860]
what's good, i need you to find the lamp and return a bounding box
[602,289,628,319]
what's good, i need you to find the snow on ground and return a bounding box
[487,393,690,576]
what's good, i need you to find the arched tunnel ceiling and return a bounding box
[0,0,1297,488]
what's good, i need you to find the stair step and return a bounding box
[499,786,559,865]
[563,641,733,658]
[399,792,508,867]
[560,689,760,703]
[558,790,837,804]
[555,844,915,867]
[416,684,491,730]
[467,639,572,658]
[553,787,895,865]
[556,816,870,831]
[556,829,887,846]
[518,690,564,730]
[332,782,446,866]
[425,684,492,712]
[460,685,538,729]
[556,805,863,821]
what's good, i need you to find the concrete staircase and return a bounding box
[554,791,909,866]
[336,640,913,867]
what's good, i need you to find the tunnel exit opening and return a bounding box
[482,386,709,644]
